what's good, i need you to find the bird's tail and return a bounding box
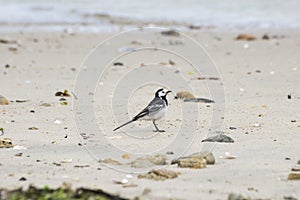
[113,119,135,131]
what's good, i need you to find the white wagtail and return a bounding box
[113,88,172,132]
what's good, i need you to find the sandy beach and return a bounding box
[0,28,300,200]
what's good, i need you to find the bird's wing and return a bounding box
[133,97,164,120]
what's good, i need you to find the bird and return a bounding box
[113,88,172,132]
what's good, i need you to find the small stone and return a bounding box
[113,62,124,66]
[0,95,9,105]
[138,169,179,181]
[74,164,90,168]
[61,102,68,106]
[130,154,166,168]
[288,173,300,180]
[19,177,27,181]
[202,134,234,143]
[15,153,23,157]
[55,90,71,97]
[177,157,206,169]
[102,158,121,165]
[184,98,215,103]
[235,34,257,41]
[172,151,215,165]
[53,162,62,166]
[283,196,298,200]
[122,154,130,159]
[291,166,300,172]
[54,120,62,124]
[39,103,51,107]
[225,152,237,159]
[0,138,13,148]
[228,193,250,200]
[262,34,270,40]
[175,91,195,99]
[287,94,292,99]
[15,100,29,103]
[161,30,180,37]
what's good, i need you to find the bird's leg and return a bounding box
[152,120,165,132]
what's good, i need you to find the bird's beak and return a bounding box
[167,90,172,94]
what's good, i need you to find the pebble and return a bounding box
[184,98,215,103]
[176,157,206,169]
[54,120,62,124]
[102,158,121,165]
[55,90,71,97]
[236,34,257,41]
[288,173,300,180]
[39,103,51,107]
[0,138,13,148]
[130,154,167,168]
[113,62,124,66]
[224,152,237,159]
[228,193,250,200]
[202,134,234,143]
[19,177,27,181]
[15,153,23,157]
[291,166,300,172]
[262,34,270,40]
[138,169,179,181]
[175,91,195,99]
[161,30,180,37]
[0,95,9,105]
[172,151,215,166]
[122,154,130,159]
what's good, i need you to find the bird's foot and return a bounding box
[153,129,165,132]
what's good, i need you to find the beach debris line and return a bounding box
[0,138,13,148]
[0,95,9,105]
[0,185,129,200]
[138,169,180,181]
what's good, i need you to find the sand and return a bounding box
[0,29,300,199]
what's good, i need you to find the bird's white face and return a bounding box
[157,89,170,98]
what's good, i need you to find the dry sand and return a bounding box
[0,29,300,199]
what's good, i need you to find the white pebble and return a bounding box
[121,178,129,184]
[126,174,133,179]
[54,120,62,124]
[243,43,249,49]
